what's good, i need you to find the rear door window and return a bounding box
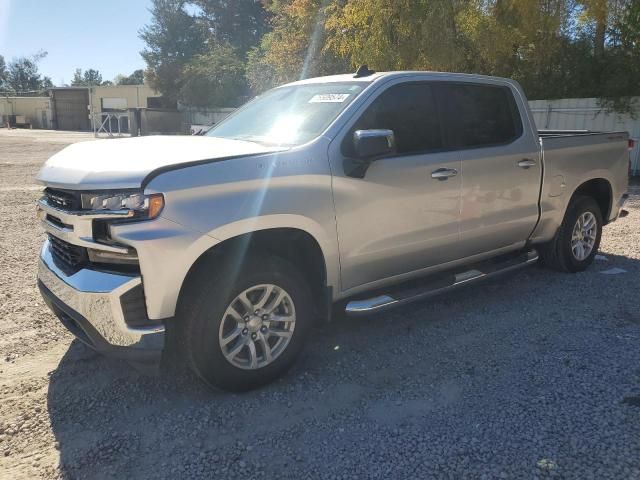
[343,82,443,156]
[435,83,523,149]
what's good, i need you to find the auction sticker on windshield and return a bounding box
[309,93,351,103]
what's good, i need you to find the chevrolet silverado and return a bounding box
[36,69,630,391]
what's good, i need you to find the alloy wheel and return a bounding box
[571,211,597,261]
[218,284,296,370]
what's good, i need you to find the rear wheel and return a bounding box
[181,254,312,392]
[540,196,603,272]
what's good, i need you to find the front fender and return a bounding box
[141,142,340,312]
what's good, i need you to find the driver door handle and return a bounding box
[518,159,536,169]
[431,168,458,180]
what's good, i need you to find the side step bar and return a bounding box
[345,249,539,316]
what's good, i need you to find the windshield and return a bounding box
[207,82,367,146]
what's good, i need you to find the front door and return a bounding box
[329,82,462,292]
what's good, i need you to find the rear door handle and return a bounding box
[431,168,458,180]
[518,159,536,169]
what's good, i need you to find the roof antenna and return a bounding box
[354,64,375,78]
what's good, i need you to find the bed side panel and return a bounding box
[530,132,628,243]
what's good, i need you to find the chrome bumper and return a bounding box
[38,240,164,361]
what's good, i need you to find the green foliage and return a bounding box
[0,55,7,90]
[179,43,248,107]
[115,69,146,85]
[5,51,52,94]
[140,0,270,107]
[189,0,271,55]
[83,69,103,86]
[325,0,468,71]
[618,0,640,49]
[71,68,83,86]
[140,0,208,104]
[71,68,104,86]
[141,0,640,111]
[246,0,350,92]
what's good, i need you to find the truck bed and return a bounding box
[530,129,629,243]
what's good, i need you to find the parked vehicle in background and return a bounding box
[36,68,630,391]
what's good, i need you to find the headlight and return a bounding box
[81,191,164,219]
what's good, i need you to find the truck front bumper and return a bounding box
[37,240,165,364]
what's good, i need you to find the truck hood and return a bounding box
[37,135,287,190]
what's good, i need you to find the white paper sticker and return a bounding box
[309,93,350,103]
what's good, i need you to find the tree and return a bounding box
[83,69,103,86]
[246,0,349,93]
[190,0,271,55]
[0,55,7,90]
[6,51,52,93]
[71,68,104,86]
[140,0,271,106]
[589,0,640,113]
[452,0,581,99]
[252,0,640,103]
[141,0,640,110]
[570,0,638,55]
[617,0,640,49]
[71,68,83,86]
[325,0,470,71]
[115,69,145,85]
[140,0,208,104]
[179,43,248,107]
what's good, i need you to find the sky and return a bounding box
[0,0,153,86]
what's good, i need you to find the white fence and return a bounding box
[529,98,640,175]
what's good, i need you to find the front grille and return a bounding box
[48,234,88,273]
[44,188,81,211]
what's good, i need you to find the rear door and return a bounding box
[434,82,541,257]
[330,81,462,292]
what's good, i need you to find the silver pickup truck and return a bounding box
[36,69,630,391]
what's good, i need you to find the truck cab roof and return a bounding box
[282,71,517,88]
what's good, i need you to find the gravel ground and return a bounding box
[1,129,640,480]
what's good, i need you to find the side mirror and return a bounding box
[344,129,396,178]
[354,129,396,159]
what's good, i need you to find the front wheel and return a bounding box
[540,196,603,273]
[182,254,312,392]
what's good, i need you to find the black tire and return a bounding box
[180,253,312,392]
[539,195,603,273]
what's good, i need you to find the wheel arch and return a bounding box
[530,175,614,244]
[570,177,613,224]
[177,226,333,325]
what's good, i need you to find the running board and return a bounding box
[345,249,539,316]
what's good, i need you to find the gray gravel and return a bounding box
[1,129,640,479]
